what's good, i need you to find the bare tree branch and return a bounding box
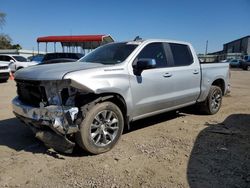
[0,12,6,28]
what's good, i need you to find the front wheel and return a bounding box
[201,86,223,115]
[76,101,124,154]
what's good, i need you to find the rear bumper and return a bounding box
[225,83,231,95]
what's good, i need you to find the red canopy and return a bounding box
[37,35,113,43]
[37,35,114,50]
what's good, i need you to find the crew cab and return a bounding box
[12,39,230,154]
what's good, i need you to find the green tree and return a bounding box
[0,12,5,28]
[0,34,13,49]
[0,12,22,49]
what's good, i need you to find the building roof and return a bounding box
[224,35,250,45]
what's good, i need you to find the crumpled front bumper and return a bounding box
[12,97,81,153]
[12,96,79,134]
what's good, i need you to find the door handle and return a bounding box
[163,73,172,78]
[193,70,199,74]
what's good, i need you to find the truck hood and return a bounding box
[14,62,104,80]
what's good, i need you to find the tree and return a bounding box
[0,12,22,49]
[0,12,5,28]
[0,34,13,49]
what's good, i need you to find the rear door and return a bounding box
[166,43,201,106]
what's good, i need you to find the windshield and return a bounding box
[31,55,44,62]
[79,42,138,64]
[13,56,27,62]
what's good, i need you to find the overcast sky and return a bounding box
[1,0,250,53]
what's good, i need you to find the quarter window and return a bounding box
[137,43,168,68]
[169,43,193,66]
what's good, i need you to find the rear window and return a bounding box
[0,55,12,61]
[169,43,193,66]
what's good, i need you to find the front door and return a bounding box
[129,42,174,118]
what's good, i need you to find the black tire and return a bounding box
[0,79,8,83]
[76,101,124,154]
[201,86,223,115]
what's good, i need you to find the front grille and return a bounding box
[0,66,8,70]
[16,79,47,107]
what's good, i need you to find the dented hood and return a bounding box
[14,62,104,80]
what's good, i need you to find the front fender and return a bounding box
[65,68,134,118]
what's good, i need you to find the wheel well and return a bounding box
[76,92,128,126]
[100,93,127,118]
[17,67,23,70]
[212,79,225,95]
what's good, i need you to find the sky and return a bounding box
[1,0,250,54]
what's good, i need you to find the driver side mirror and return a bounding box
[133,58,156,76]
[9,59,15,63]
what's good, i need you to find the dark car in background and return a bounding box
[241,60,250,71]
[39,52,84,65]
[229,59,244,68]
[29,54,45,63]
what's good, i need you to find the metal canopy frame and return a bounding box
[36,35,114,54]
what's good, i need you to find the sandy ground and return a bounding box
[0,69,249,188]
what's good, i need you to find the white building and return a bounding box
[0,49,46,58]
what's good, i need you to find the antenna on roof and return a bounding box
[134,36,142,41]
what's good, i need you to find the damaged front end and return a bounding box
[12,79,82,153]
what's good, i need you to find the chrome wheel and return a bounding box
[90,110,119,147]
[211,89,222,112]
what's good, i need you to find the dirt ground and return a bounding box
[0,70,250,188]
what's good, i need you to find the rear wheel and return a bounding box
[76,101,124,154]
[201,86,223,115]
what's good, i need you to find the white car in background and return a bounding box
[0,54,39,72]
[0,61,10,82]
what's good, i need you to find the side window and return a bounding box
[137,42,168,68]
[2,55,8,61]
[0,56,4,61]
[169,43,193,66]
[5,56,12,61]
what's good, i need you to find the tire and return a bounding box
[0,79,8,83]
[76,101,124,154]
[201,86,223,115]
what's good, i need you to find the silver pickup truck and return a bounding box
[12,39,230,154]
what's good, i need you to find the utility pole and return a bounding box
[204,40,208,62]
[205,40,208,55]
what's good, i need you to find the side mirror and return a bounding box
[133,58,156,76]
[9,59,15,63]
